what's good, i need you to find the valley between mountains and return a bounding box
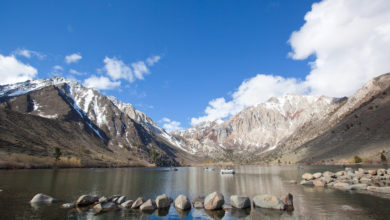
[0,73,389,168]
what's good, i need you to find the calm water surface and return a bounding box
[0,165,389,220]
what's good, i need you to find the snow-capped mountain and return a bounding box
[174,94,345,156]
[0,77,190,166]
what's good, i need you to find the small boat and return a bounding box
[220,169,235,174]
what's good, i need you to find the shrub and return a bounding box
[381,151,387,162]
[354,155,362,163]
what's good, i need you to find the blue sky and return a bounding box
[1,0,389,131]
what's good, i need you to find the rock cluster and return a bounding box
[29,191,295,217]
[300,167,390,194]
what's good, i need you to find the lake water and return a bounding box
[0,165,389,220]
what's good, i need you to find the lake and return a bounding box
[0,165,389,219]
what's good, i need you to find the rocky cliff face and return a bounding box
[0,77,191,167]
[269,73,390,164]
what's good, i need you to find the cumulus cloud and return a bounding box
[65,53,82,64]
[191,0,390,126]
[289,0,390,97]
[103,57,134,82]
[83,75,121,90]
[191,74,306,125]
[0,54,37,85]
[103,55,160,83]
[131,61,149,80]
[12,49,45,59]
[161,117,183,132]
[146,55,161,66]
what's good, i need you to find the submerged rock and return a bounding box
[300,180,314,186]
[350,184,368,190]
[61,203,74,209]
[230,195,250,209]
[204,192,224,210]
[253,194,284,210]
[192,197,204,209]
[367,186,390,193]
[174,194,191,210]
[30,193,56,204]
[76,195,98,207]
[155,194,171,209]
[140,199,156,212]
[93,202,117,213]
[131,197,144,209]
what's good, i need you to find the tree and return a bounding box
[54,147,62,162]
[354,155,362,163]
[381,151,387,162]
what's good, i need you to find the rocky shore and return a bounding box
[300,167,390,194]
[29,191,294,218]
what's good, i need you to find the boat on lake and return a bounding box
[204,167,215,171]
[220,168,235,174]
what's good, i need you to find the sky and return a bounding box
[1,0,390,132]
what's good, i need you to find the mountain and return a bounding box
[173,94,345,157]
[266,73,390,164]
[0,77,194,168]
[175,73,390,164]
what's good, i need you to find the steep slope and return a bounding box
[267,73,390,164]
[0,77,194,167]
[174,94,344,158]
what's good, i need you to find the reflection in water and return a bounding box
[0,165,389,219]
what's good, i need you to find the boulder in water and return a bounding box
[253,194,284,210]
[30,193,56,204]
[140,199,156,212]
[155,194,171,209]
[131,197,144,209]
[76,195,98,207]
[204,192,224,210]
[230,195,250,209]
[174,194,191,210]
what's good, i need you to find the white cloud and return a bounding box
[131,61,149,80]
[191,0,390,126]
[65,53,82,64]
[49,65,63,76]
[191,74,306,125]
[69,69,85,76]
[103,56,134,82]
[289,0,390,97]
[0,54,37,85]
[103,55,159,83]
[12,49,45,59]
[161,117,183,132]
[146,55,161,66]
[83,75,121,90]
